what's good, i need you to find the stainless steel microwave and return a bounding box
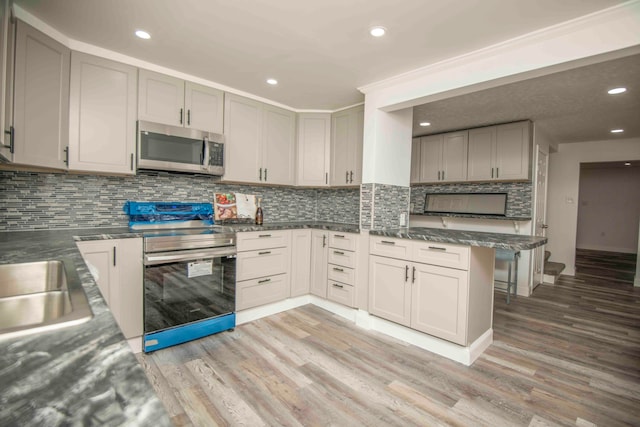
[137,121,224,176]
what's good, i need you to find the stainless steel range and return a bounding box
[124,202,236,352]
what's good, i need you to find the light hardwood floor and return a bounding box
[138,270,640,426]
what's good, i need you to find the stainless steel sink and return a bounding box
[0,259,93,340]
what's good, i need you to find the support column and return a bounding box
[359,100,413,230]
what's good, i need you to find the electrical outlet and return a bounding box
[399,212,407,227]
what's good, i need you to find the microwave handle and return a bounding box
[202,138,209,167]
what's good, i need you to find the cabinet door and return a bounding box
[114,238,143,339]
[495,121,530,180]
[467,126,495,181]
[330,110,350,186]
[419,135,442,183]
[410,137,421,184]
[138,69,184,127]
[184,81,223,134]
[236,247,290,281]
[290,229,311,297]
[411,263,468,345]
[262,104,296,185]
[297,113,330,186]
[68,52,137,174]
[310,230,328,297]
[237,273,290,311]
[77,240,114,305]
[223,93,262,183]
[77,238,143,339]
[12,21,69,169]
[368,255,410,327]
[349,105,364,185]
[441,131,468,182]
[0,0,12,160]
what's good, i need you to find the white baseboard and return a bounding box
[543,273,556,284]
[235,296,492,366]
[127,336,142,354]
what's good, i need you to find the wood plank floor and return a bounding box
[138,269,640,426]
[575,248,637,284]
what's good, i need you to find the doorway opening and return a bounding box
[575,160,640,285]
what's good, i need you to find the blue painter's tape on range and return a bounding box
[143,313,235,353]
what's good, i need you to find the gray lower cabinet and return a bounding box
[77,238,143,339]
[369,236,494,346]
[309,230,328,298]
[68,52,137,174]
[11,20,69,169]
[236,230,291,310]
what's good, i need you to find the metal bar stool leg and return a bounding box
[506,260,512,304]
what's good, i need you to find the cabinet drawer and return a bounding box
[237,230,291,252]
[369,236,412,259]
[412,242,469,270]
[236,273,290,311]
[329,232,357,251]
[328,248,356,268]
[236,247,290,281]
[327,264,355,286]
[326,280,355,308]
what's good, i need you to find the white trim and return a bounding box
[235,296,493,366]
[127,336,143,354]
[358,1,640,111]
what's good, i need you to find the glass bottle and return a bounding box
[255,197,263,225]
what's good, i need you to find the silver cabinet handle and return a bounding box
[113,246,117,266]
[325,172,328,185]
[496,167,499,178]
[332,283,344,289]
[265,168,268,181]
[437,170,441,180]
[428,246,446,251]
[187,109,191,125]
[144,247,236,266]
[442,170,445,180]
[350,171,353,183]
[346,171,349,183]
[259,167,263,181]
[333,250,344,255]
[258,234,272,238]
[322,235,326,247]
[334,234,345,238]
[130,153,134,170]
[64,147,69,165]
[333,267,344,272]
[491,168,494,178]
[380,240,395,245]
[412,266,416,283]
[258,251,271,255]
[258,278,271,284]
[405,265,409,282]
[179,108,183,124]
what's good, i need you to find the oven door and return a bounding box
[143,247,236,334]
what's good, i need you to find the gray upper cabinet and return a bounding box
[297,113,330,187]
[467,121,531,181]
[68,52,137,174]
[138,69,223,134]
[0,0,12,161]
[417,131,468,183]
[12,20,69,169]
[330,105,364,187]
[223,93,295,185]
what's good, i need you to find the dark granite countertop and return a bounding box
[370,227,547,250]
[0,221,357,425]
[0,228,171,427]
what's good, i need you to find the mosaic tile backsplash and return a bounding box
[360,183,410,229]
[410,182,533,218]
[0,171,360,231]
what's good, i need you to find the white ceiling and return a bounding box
[13,0,637,144]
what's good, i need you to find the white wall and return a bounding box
[576,165,640,253]
[546,138,640,275]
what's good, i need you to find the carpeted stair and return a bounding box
[544,250,566,284]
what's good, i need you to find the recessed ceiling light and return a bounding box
[610,129,624,133]
[266,78,278,85]
[135,30,151,39]
[419,122,431,127]
[607,87,627,95]
[370,26,386,37]
[624,162,631,166]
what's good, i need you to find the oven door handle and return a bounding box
[144,247,236,266]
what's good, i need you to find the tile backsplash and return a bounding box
[410,182,533,218]
[0,171,360,231]
[360,183,410,229]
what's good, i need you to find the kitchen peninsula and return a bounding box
[365,227,546,365]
